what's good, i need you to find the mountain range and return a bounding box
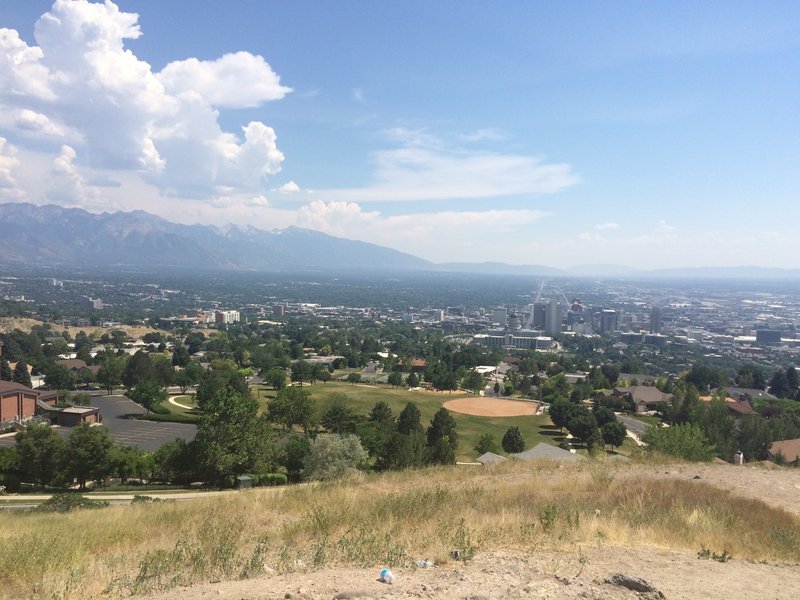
[1,203,799,279]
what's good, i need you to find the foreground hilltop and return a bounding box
[3,460,800,599]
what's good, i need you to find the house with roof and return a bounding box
[475,451,507,465]
[700,394,758,420]
[511,443,585,463]
[768,438,800,465]
[609,386,672,414]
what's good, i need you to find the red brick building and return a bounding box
[0,381,58,423]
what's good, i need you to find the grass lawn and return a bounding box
[166,394,199,414]
[297,381,553,461]
[631,414,661,427]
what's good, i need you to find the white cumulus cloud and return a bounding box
[0,137,24,199]
[47,144,98,207]
[277,181,301,193]
[0,0,289,200]
[158,51,291,108]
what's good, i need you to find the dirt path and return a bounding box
[131,545,800,600]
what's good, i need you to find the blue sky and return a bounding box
[0,1,798,268]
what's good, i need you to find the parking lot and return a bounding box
[0,395,196,452]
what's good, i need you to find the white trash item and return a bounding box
[379,568,395,584]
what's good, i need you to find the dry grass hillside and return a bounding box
[0,317,163,340]
[2,459,800,600]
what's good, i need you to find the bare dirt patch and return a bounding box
[444,396,540,417]
[132,546,800,600]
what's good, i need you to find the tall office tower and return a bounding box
[649,306,662,333]
[600,309,618,334]
[533,302,547,329]
[492,307,508,328]
[545,299,561,335]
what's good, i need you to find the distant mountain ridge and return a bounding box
[0,203,430,272]
[1,203,799,279]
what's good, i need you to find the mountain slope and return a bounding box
[0,203,431,272]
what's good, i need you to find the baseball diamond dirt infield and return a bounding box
[443,397,541,417]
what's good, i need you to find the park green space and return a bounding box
[255,380,554,462]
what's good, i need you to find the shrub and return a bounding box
[34,493,110,513]
[642,423,715,461]
[304,434,368,481]
[258,473,288,486]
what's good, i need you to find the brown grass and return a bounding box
[1,460,798,599]
[0,317,164,340]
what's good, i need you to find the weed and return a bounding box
[538,504,558,533]
[590,467,615,488]
[698,547,732,562]
[451,518,479,562]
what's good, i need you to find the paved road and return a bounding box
[618,414,649,438]
[0,395,196,452]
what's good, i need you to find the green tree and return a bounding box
[65,424,116,489]
[290,360,312,386]
[769,369,790,398]
[171,344,190,367]
[377,430,426,470]
[642,423,715,462]
[736,415,772,462]
[303,434,368,481]
[0,358,12,381]
[397,402,423,434]
[601,421,627,451]
[567,412,599,446]
[699,398,736,461]
[387,371,404,388]
[0,447,21,492]
[193,386,279,485]
[360,402,387,426]
[44,363,75,390]
[265,367,286,391]
[195,361,249,410]
[152,439,195,485]
[502,426,526,453]
[110,446,153,484]
[284,435,311,482]
[97,354,126,394]
[593,406,617,427]
[541,373,571,403]
[406,372,419,388]
[267,386,318,434]
[600,364,620,385]
[129,379,167,410]
[346,372,361,385]
[15,424,66,487]
[549,398,580,432]
[151,354,175,389]
[321,394,356,434]
[426,407,458,464]
[123,351,154,388]
[474,433,499,455]
[12,361,31,387]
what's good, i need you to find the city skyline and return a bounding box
[0,0,798,269]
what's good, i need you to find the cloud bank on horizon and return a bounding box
[0,0,798,269]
